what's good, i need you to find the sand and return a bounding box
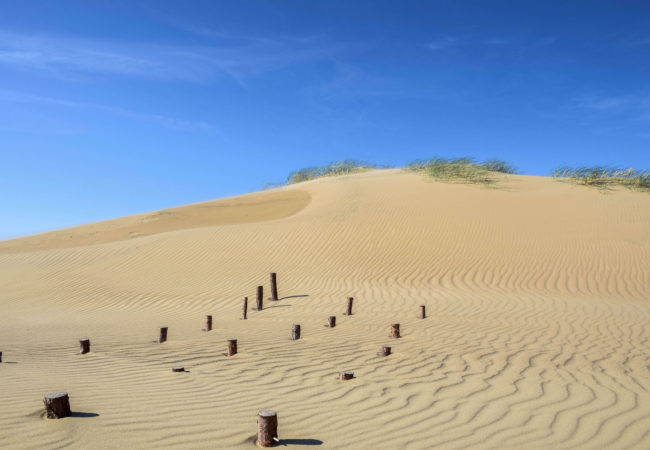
[0,169,648,449]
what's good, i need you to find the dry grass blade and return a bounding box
[552,166,650,192]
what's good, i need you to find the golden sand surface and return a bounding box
[0,169,648,448]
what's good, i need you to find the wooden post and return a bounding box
[227,339,237,356]
[172,366,185,372]
[0,351,2,363]
[292,324,301,340]
[328,316,336,328]
[243,297,248,320]
[205,315,212,332]
[78,338,90,354]
[158,327,168,344]
[419,305,426,319]
[381,345,392,357]
[257,410,278,447]
[256,286,263,311]
[43,392,71,419]
[339,371,354,381]
[270,273,278,301]
[345,297,353,315]
[391,323,400,338]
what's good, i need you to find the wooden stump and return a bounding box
[172,366,185,372]
[256,286,263,311]
[205,315,212,332]
[292,324,301,340]
[43,392,71,419]
[339,371,354,381]
[257,409,278,447]
[345,297,354,315]
[78,338,90,354]
[243,297,248,320]
[227,339,237,356]
[158,326,168,344]
[391,323,400,338]
[381,345,392,357]
[419,305,426,319]
[270,273,278,301]
[328,316,336,328]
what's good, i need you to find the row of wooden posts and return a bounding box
[32,272,428,447]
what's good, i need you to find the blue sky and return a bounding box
[1,0,649,239]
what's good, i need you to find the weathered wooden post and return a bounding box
[270,273,278,301]
[205,315,212,331]
[158,326,168,344]
[339,371,354,381]
[419,305,426,319]
[172,366,185,372]
[328,316,336,328]
[381,345,392,357]
[256,286,263,311]
[391,323,400,338]
[79,338,90,354]
[243,297,248,320]
[257,410,278,447]
[43,392,71,419]
[292,324,301,340]
[0,351,2,363]
[345,297,353,315]
[227,339,237,356]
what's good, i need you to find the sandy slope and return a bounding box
[0,169,648,449]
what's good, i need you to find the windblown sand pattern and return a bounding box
[0,170,648,448]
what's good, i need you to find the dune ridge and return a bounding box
[0,169,649,448]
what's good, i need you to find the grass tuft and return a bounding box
[552,166,650,192]
[286,160,379,184]
[404,157,516,184]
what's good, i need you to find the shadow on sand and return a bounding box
[71,412,100,418]
[277,438,323,446]
[278,294,309,300]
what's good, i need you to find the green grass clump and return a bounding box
[552,166,650,192]
[405,157,516,184]
[286,160,378,184]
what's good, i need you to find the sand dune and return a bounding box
[0,169,649,448]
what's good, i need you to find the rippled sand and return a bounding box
[1,169,648,448]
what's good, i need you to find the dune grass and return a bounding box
[286,160,379,184]
[405,157,516,184]
[552,166,650,192]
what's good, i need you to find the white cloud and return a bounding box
[0,31,349,84]
[0,89,212,131]
[426,37,457,50]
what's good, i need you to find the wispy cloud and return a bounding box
[571,93,650,138]
[578,96,634,111]
[0,89,212,131]
[0,31,350,85]
[426,37,458,50]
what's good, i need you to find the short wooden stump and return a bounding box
[44,392,71,419]
[327,316,336,328]
[257,409,278,447]
[158,326,168,344]
[339,371,354,381]
[381,345,392,357]
[391,323,400,338]
[79,338,90,354]
[172,366,185,372]
[227,339,237,356]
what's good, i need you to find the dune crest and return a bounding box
[0,169,649,449]
[0,189,311,253]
